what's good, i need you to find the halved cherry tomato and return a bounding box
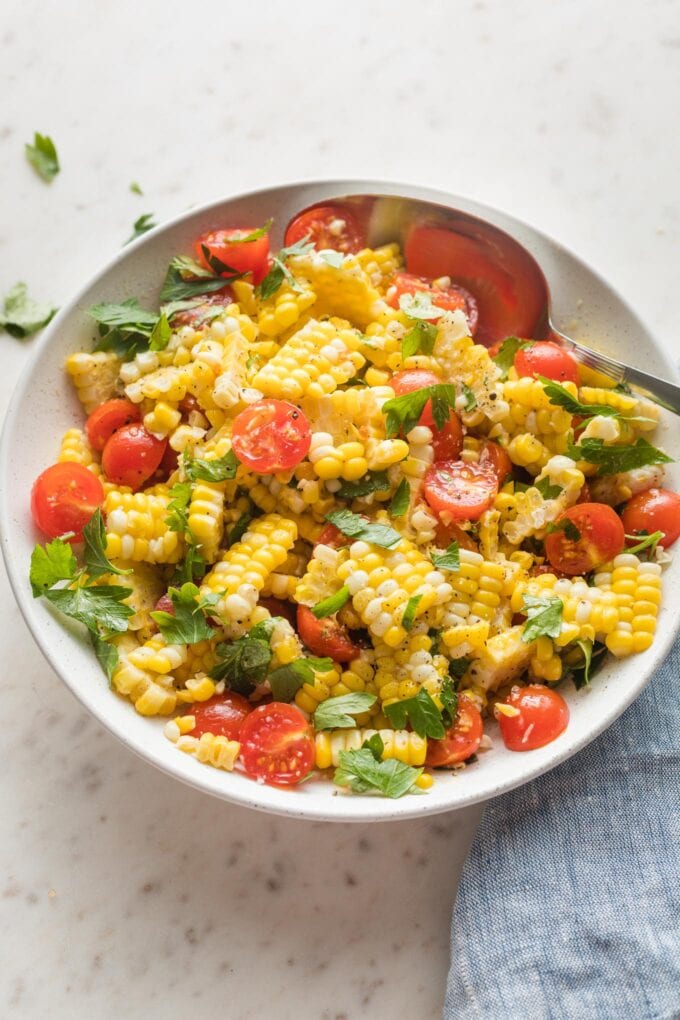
[154,593,174,615]
[514,341,580,384]
[479,440,512,487]
[390,369,441,428]
[622,488,680,549]
[297,605,359,663]
[315,523,351,549]
[31,462,105,541]
[195,227,270,284]
[432,415,464,461]
[231,399,311,474]
[259,596,297,628]
[545,503,625,576]
[404,224,546,347]
[434,520,479,553]
[284,204,365,254]
[188,691,252,741]
[425,695,483,767]
[424,459,499,522]
[239,703,315,785]
[86,399,141,452]
[388,271,479,333]
[170,290,234,328]
[101,423,168,491]
[498,684,569,751]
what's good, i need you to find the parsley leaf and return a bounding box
[150,583,216,644]
[29,537,77,596]
[228,510,255,547]
[539,376,623,419]
[183,448,239,482]
[149,312,172,351]
[449,656,472,680]
[312,586,350,619]
[402,319,438,359]
[25,132,59,181]
[521,594,564,643]
[440,677,458,728]
[570,639,607,691]
[0,282,57,338]
[461,382,477,412]
[567,437,673,476]
[91,632,119,682]
[535,476,563,500]
[389,478,410,517]
[624,530,664,555]
[336,471,390,500]
[432,541,460,572]
[382,383,457,437]
[210,631,273,695]
[44,584,133,637]
[384,688,445,739]
[257,235,315,300]
[125,213,157,245]
[171,540,207,586]
[325,509,401,549]
[546,518,581,541]
[317,249,345,268]
[88,298,159,359]
[492,336,531,379]
[334,747,423,798]
[159,256,236,303]
[82,509,133,579]
[165,482,193,533]
[401,594,422,631]
[363,733,385,760]
[268,656,334,702]
[229,220,273,244]
[398,291,446,320]
[130,181,143,195]
[313,692,377,730]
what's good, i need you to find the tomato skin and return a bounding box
[188,692,252,741]
[195,227,270,284]
[425,696,483,767]
[435,520,478,553]
[154,593,174,615]
[31,463,105,541]
[388,271,479,333]
[231,399,311,474]
[239,703,315,785]
[479,441,512,487]
[284,204,365,254]
[514,341,580,384]
[498,685,569,751]
[390,369,441,428]
[86,399,141,452]
[432,415,464,461]
[170,290,234,327]
[259,596,297,628]
[315,523,351,550]
[297,605,360,663]
[545,503,625,576]
[101,424,168,491]
[622,488,680,549]
[424,459,499,522]
[155,443,179,482]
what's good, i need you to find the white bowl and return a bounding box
[2,180,678,822]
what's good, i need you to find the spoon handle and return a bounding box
[555,332,680,415]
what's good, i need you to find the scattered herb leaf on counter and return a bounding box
[0,282,57,338]
[313,692,377,730]
[129,181,143,195]
[25,132,60,181]
[125,213,157,245]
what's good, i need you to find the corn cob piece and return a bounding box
[355,243,402,291]
[104,486,184,563]
[255,281,316,338]
[594,554,662,656]
[200,513,297,635]
[372,630,449,707]
[103,560,164,634]
[170,729,240,771]
[173,638,220,687]
[295,543,349,607]
[58,428,100,474]
[315,728,427,769]
[589,465,666,506]
[288,251,389,329]
[187,482,226,563]
[501,455,585,545]
[111,634,178,716]
[529,636,563,682]
[492,378,575,473]
[466,626,535,692]
[294,664,343,714]
[433,317,508,424]
[252,318,365,400]
[337,536,453,647]
[439,549,505,633]
[65,351,122,413]
[579,386,660,432]
[308,432,369,482]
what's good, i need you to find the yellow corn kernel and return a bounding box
[253,318,365,400]
[65,351,121,412]
[315,728,427,769]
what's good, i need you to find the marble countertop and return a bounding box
[1,1,678,1016]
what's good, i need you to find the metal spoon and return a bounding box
[297,193,680,414]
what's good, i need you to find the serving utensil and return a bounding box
[306,193,680,414]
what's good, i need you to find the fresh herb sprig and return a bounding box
[257,234,315,300]
[567,437,672,476]
[382,384,457,437]
[0,282,57,338]
[521,594,564,642]
[334,736,424,798]
[325,509,401,549]
[25,132,59,181]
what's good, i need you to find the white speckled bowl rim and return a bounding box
[2,180,678,822]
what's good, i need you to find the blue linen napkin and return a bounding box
[445,637,680,1020]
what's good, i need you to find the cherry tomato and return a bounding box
[498,684,569,751]
[545,503,625,576]
[239,703,315,785]
[479,440,512,487]
[101,423,168,491]
[155,443,179,482]
[86,399,141,452]
[258,596,297,628]
[576,482,592,504]
[434,520,479,553]
[154,593,174,615]
[314,523,351,549]
[404,224,545,347]
[390,369,441,427]
[195,227,270,284]
[297,605,360,663]
[31,462,105,541]
[231,399,311,474]
[424,459,499,522]
[425,696,483,767]
[188,691,252,741]
[432,415,464,461]
[388,271,479,333]
[514,341,580,384]
[284,204,365,254]
[170,290,234,328]
[622,488,680,549]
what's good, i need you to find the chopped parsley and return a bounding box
[401,319,438,359]
[313,692,377,730]
[382,383,457,437]
[165,482,193,533]
[183,448,239,482]
[389,478,410,517]
[267,656,334,702]
[624,530,664,556]
[325,509,401,549]
[125,213,157,245]
[150,583,217,644]
[159,254,238,303]
[539,376,655,424]
[546,518,581,541]
[401,594,422,632]
[311,586,351,619]
[29,537,78,596]
[25,132,59,181]
[535,476,563,500]
[0,282,57,338]
[398,291,446,320]
[334,742,423,798]
[432,541,460,572]
[384,688,446,739]
[521,594,564,643]
[82,508,133,578]
[567,437,672,476]
[89,297,160,359]
[257,234,315,300]
[210,624,275,695]
[570,639,607,690]
[492,336,531,379]
[461,382,477,412]
[449,656,472,681]
[171,540,207,586]
[336,471,390,500]
[227,510,255,547]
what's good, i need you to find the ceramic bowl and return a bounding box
[2,180,678,821]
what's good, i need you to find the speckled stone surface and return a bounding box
[1,0,678,1016]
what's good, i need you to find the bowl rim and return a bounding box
[2,177,679,822]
